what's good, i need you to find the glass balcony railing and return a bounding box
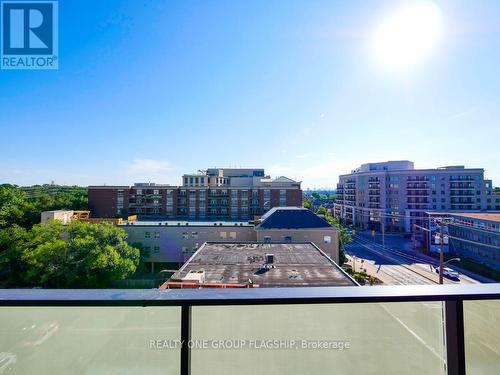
[0,285,498,375]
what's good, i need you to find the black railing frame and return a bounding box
[0,284,499,375]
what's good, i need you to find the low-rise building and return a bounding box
[119,207,340,272]
[439,213,499,270]
[120,220,255,272]
[255,207,339,263]
[88,167,302,220]
[41,210,74,224]
[162,242,356,288]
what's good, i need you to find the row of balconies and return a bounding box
[450,190,476,196]
[406,190,430,196]
[450,176,476,181]
[407,198,429,204]
[449,183,475,189]
[406,183,429,189]
[450,198,474,204]
[407,176,429,181]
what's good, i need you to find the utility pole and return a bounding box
[437,218,452,285]
[438,220,444,284]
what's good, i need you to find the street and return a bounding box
[345,232,483,285]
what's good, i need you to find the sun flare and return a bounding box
[373,1,443,70]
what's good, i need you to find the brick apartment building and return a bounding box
[88,168,302,220]
[334,161,495,233]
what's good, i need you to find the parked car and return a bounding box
[435,266,460,280]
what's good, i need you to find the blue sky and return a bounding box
[1,0,499,188]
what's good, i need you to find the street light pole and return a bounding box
[382,219,385,250]
[443,258,461,266]
[439,221,444,284]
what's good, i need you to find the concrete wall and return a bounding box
[41,210,74,224]
[122,224,256,264]
[256,227,339,263]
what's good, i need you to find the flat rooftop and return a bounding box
[167,242,356,288]
[427,212,500,223]
[119,220,253,227]
[451,213,500,222]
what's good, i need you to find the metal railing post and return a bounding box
[181,305,192,375]
[444,299,466,375]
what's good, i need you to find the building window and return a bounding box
[144,232,151,239]
[264,236,272,243]
[153,246,160,254]
[220,231,227,239]
[229,231,236,240]
[154,232,160,239]
[137,189,143,195]
[283,236,292,243]
[192,232,198,239]
[182,232,189,239]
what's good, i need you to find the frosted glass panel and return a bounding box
[464,300,500,375]
[191,302,446,375]
[0,306,180,375]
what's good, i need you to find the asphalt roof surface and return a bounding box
[171,242,356,287]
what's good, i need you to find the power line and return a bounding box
[335,205,500,234]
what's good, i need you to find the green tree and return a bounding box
[12,221,140,288]
[0,185,36,229]
[0,184,89,230]
[315,207,351,266]
[316,205,328,216]
[0,225,30,285]
[303,198,312,209]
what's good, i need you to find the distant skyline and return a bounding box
[1,0,499,188]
